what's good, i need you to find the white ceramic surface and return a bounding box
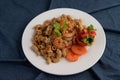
[22,8,106,75]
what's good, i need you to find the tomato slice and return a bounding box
[82,27,87,34]
[76,38,87,46]
[80,33,87,38]
[88,30,96,37]
[78,27,88,38]
[77,32,87,46]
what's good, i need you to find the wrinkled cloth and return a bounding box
[0,0,120,80]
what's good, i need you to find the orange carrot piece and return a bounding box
[66,49,79,62]
[71,45,87,55]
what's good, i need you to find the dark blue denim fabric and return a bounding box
[0,0,120,80]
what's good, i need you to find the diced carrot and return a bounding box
[71,45,87,55]
[66,49,79,62]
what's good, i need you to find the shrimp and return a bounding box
[53,37,65,49]
[62,29,76,37]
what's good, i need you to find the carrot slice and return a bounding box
[71,45,87,55]
[66,49,79,62]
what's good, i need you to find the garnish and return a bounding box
[77,24,96,46]
[53,22,60,30]
[53,22,61,36]
[87,24,94,30]
[61,21,67,30]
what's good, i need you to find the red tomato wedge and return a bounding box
[88,30,96,37]
[76,38,87,46]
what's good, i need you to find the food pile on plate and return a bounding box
[31,14,96,64]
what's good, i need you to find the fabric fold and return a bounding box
[49,0,120,13]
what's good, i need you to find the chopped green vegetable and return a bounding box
[81,38,87,43]
[53,22,62,36]
[53,22,60,30]
[86,34,89,39]
[62,21,67,29]
[81,34,94,46]
[87,24,94,30]
[54,28,62,36]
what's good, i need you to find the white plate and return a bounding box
[22,8,106,75]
